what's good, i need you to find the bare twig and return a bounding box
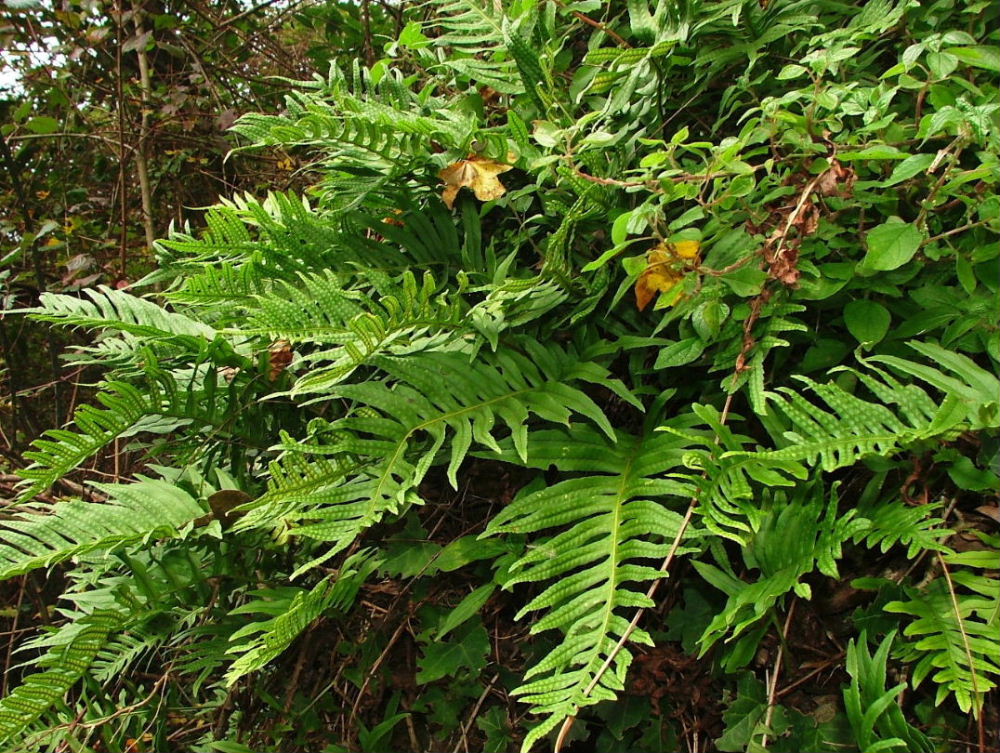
[938,554,986,753]
[760,602,796,750]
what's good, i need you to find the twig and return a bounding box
[451,674,500,753]
[551,0,631,48]
[759,602,796,750]
[938,554,986,753]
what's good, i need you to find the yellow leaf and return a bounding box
[672,239,702,260]
[438,155,513,209]
[634,240,701,311]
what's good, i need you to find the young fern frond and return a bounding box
[694,483,869,652]
[843,631,935,753]
[886,543,1000,714]
[481,425,699,752]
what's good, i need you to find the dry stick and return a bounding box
[0,133,63,428]
[937,554,986,753]
[1,576,28,697]
[114,0,130,278]
[132,7,156,254]
[348,617,410,725]
[452,674,501,753]
[759,601,796,750]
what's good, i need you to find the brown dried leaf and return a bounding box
[438,155,513,208]
[268,339,293,381]
[634,241,701,311]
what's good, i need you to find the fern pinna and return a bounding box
[3,0,998,751]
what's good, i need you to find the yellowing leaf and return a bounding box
[438,155,513,208]
[672,239,701,259]
[634,240,701,311]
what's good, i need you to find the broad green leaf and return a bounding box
[882,154,935,186]
[25,116,60,134]
[416,623,489,684]
[946,46,1000,72]
[654,338,705,368]
[863,221,924,271]
[844,300,891,344]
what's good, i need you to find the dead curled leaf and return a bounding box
[268,339,293,381]
[635,240,701,311]
[438,155,513,208]
[815,158,857,197]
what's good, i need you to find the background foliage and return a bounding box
[1,1,998,751]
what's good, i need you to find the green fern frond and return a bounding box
[695,483,868,652]
[0,478,204,579]
[23,286,216,344]
[0,609,126,745]
[843,631,935,753]
[224,549,379,685]
[428,0,522,93]
[158,192,347,277]
[15,365,243,500]
[239,270,463,391]
[481,425,698,752]
[240,345,623,578]
[886,544,1000,714]
[672,348,995,543]
[161,261,267,308]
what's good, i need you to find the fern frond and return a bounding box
[0,609,126,745]
[224,549,379,685]
[162,260,268,308]
[428,0,522,93]
[240,345,623,578]
[843,631,935,753]
[0,478,204,579]
[15,367,238,500]
[695,483,868,651]
[886,544,1000,714]
[481,425,698,752]
[670,352,995,543]
[239,270,464,391]
[24,287,216,344]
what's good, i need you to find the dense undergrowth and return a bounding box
[1,1,998,751]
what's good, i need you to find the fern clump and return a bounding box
[3,0,998,751]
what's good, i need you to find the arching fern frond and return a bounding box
[224,549,379,685]
[0,609,126,746]
[670,348,998,543]
[157,191,345,278]
[16,367,247,501]
[239,270,464,392]
[428,0,522,93]
[23,287,216,344]
[239,344,627,576]
[0,479,204,580]
[886,543,1000,715]
[481,424,699,752]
